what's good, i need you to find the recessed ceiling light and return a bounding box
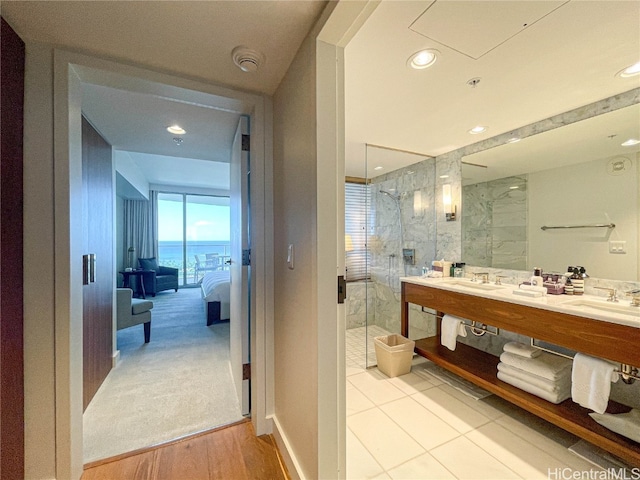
[167,125,186,135]
[617,61,640,78]
[374,166,383,171]
[407,49,438,70]
[468,126,487,135]
[621,138,640,146]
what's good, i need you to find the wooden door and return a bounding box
[82,117,113,410]
[1,16,25,480]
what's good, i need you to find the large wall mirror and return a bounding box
[462,102,640,281]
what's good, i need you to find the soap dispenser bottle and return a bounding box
[571,268,584,295]
[530,267,544,287]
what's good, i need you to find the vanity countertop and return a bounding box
[400,276,640,329]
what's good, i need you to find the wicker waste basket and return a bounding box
[374,334,415,377]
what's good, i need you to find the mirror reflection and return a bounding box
[462,102,640,281]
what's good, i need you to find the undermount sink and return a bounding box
[443,280,506,291]
[563,299,640,316]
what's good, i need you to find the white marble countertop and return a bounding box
[400,276,640,329]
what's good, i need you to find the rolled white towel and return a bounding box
[498,371,570,404]
[571,353,619,414]
[440,314,467,351]
[499,351,572,381]
[497,363,570,393]
[503,341,542,359]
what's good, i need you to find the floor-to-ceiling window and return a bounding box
[158,192,231,286]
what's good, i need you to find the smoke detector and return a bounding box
[232,46,264,73]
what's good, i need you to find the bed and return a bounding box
[200,271,231,325]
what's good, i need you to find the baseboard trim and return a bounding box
[112,350,120,368]
[269,414,305,480]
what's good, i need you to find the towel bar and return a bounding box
[429,311,501,338]
[464,321,499,337]
[529,338,639,383]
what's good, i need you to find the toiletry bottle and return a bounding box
[564,276,574,295]
[530,267,544,287]
[454,263,465,278]
[571,268,584,295]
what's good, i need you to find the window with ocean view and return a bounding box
[158,193,231,286]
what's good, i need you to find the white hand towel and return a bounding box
[497,363,570,393]
[497,371,570,404]
[440,314,467,351]
[571,353,619,414]
[499,351,573,381]
[503,341,542,359]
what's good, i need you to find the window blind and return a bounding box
[345,182,371,281]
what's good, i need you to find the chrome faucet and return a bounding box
[494,275,508,286]
[594,287,618,302]
[625,289,640,307]
[472,272,489,284]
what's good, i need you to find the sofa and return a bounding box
[137,257,179,296]
[116,288,153,343]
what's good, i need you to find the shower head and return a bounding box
[380,189,400,200]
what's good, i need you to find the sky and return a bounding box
[158,196,230,242]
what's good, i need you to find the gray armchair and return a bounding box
[137,257,179,296]
[116,288,153,343]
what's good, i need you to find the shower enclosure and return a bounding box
[345,144,439,369]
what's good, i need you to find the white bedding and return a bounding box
[200,271,230,320]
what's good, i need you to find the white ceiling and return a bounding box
[3,1,639,186]
[1,0,327,96]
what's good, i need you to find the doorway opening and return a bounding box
[78,68,252,463]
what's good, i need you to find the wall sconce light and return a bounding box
[442,184,456,221]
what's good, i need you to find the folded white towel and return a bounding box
[499,351,572,381]
[503,341,542,359]
[497,363,570,393]
[519,284,547,295]
[571,353,619,414]
[497,371,570,404]
[440,314,467,351]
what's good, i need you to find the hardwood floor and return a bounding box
[82,420,289,480]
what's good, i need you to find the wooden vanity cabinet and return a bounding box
[401,281,640,467]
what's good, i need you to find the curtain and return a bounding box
[123,190,158,268]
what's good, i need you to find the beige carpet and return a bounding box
[83,287,242,463]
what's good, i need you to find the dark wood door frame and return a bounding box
[1,16,26,480]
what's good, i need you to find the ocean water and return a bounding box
[158,241,230,268]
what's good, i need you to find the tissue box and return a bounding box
[432,260,452,277]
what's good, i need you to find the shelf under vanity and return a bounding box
[400,279,640,467]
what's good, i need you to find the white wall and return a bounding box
[272,25,320,479]
[23,42,58,480]
[528,154,638,280]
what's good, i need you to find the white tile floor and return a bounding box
[345,327,606,480]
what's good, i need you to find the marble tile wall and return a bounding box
[462,175,527,270]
